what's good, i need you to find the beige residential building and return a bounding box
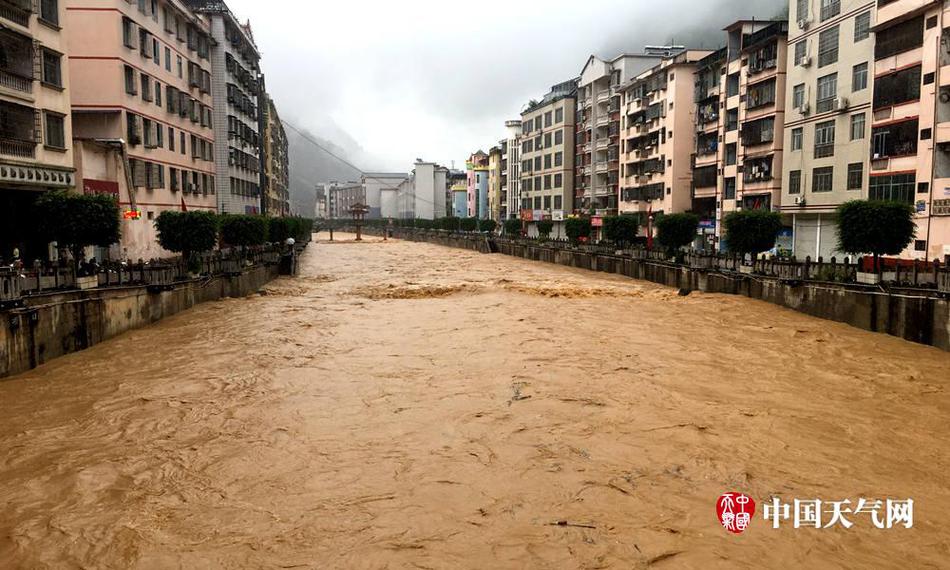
[501,119,521,221]
[184,0,261,216]
[620,50,711,223]
[67,0,216,260]
[520,79,577,233]
[261,89,289,217]
[782,1,874,259]
[716,21,789,252]
[576,53,661,216]
[0,0,75,261]
[871,0,950,260]
[488,145,502,222]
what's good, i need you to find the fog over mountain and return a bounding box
[227,0,785,214]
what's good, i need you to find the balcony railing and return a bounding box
[0,0,31,26]
[0,137,37,159]
[0,68,32,93]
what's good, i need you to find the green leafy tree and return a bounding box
[459,217,478,232]
[268,217,295,243]
[154,210,219,271]
[565,217,592,246]
[602,215,639,248]
[536,219,554,239]
[504,219,522,236]
[220,214,269,248]
[837,200,915,271]
[723,210,783,255]
[478,219,497,233]
[655,213,699,252]
[35,191,120,269]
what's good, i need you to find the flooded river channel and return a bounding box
[1,234,949,568]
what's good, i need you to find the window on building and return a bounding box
[543,195,551,209]
[554,152,563,167]
[816,73,837,113]
[41,49,61,87]
[747,78,776,109]
[875,16,923,60]
[726,73,739,97]
[869,173,915,203]
[544,111,552,127]
[794,41,807,66]
[534,116,541,130]
[40,0,58,25]
[847,163,863,190]
[850,113,865,140]
[180,131,186,154]
[792,83,805,109]
[852,62,868,92]
[873,65,921,109]
[814,121,835,158]
[788,170,801,194]
[918,182,930,194]
[533,196,541,209]
[724,177,736,199]
[155,82,162,107]
[554,174,562,188]
[165,47,172,71]
[820,0,840,21]
[123,17,136,49]
[554,130,563,145]
[554,195,562,209]
[555,108,563,123]
[796,0,808,20]
[141,74,152,101]
[544,132,551,148]
[168,126,175,151]
[791,127,803,151]
[124,65,137,95]
[818,26,839,67]
[854,12,871,42]
[44,111,65,149]
[813,166,834,192]
[534,156,541,170]
[544,154,552,169]
[544,175,551,190]
[872,118,919,158]
[177,55,183,78]
[725,143,737,165]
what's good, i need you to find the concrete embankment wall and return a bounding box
[378,229,950,352]
[1,265,278,379]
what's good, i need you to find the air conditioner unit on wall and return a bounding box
[833,97,849,111]
[799,56,812,68]
[794,196,806,206]
[799,102,811,115]
[798,18,810,31]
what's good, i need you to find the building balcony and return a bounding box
[595,162,609,173]
[596,91,610,103]
[0,0,32,27]
[0,137,36,159]
[596,115,610,127]
[595,138,609,150]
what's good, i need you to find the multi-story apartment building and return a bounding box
[67,0,216,259]
[520,78,577,233]
[870,0,949,260]
[488,145,502,221]
[701,21,789,252]
[466,150,488,218]
[261,90,289,217]
[619,49,710,226]
[388,160,447,220]
[362,172,408,219]
[184,0,261,215]
[0,0,75,261]
[501,119,521,221]
[323,180,362,219]
[781,2,874,259]
[576,54,662,216]
[693,47,729,248]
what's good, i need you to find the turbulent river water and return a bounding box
[1,233,949,569]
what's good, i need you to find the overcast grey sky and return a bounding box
[228,0,784,172]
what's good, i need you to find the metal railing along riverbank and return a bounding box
[366,227,950,295]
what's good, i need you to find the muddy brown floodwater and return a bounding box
[2,234,950,569]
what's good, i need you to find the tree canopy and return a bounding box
[837,200,915,259]
[655,213,699,251]
[723,210,783,255]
